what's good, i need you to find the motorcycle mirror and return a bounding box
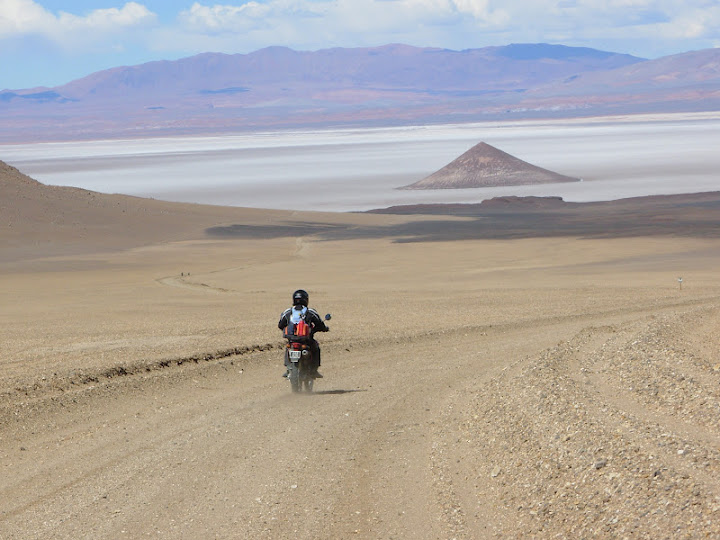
[324,314,332,321]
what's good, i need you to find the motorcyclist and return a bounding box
[278,289,328,379]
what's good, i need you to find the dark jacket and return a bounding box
[278,306,328,337]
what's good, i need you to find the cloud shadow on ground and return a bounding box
[206,193,720,243]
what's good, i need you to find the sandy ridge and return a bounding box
[460,303,720,538]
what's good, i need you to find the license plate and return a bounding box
[289,350,302,361]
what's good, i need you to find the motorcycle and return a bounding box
[284,313,331,393]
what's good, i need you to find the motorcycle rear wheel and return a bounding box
[288,363,301,393]
[301,376,314,393]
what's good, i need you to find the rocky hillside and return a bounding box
[0,160,277,260]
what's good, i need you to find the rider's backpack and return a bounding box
[284,309,312,341]
[296,319,310,337]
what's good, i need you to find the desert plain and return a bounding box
[3,121,720,538]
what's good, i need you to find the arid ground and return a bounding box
[3,165,720,538]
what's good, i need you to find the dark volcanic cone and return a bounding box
[400,142,580,190]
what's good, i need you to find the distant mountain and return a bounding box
[400,142,579,190]
[1,43,718,142]
[522,48,720,111]
[8,43,642,101]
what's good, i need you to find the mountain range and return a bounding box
[2,43,719,142]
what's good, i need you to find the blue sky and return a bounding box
[1,0,719,89]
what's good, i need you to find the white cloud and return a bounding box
[666,6,720,39]
[553,1,720,45]
[60,2,155,29]
[0,0,54,35]
[5,0,718,59]
[0,1,155,41]
[452,0,501,20]
[176,0,508,35]
[179,2,271,31]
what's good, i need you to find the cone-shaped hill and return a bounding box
[400,142,580,190]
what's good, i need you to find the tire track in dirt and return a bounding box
[156,263,255,295]
[570,314,720,502]
[294,237,311,258]
[154,238,310,294]
[0,343,280,427]
[323,320,601,539]
[0,363,286,538]
[156,276,231,294]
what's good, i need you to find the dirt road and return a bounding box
[0,316,638,538]
[3,209,720,538]
[4,284,720,538]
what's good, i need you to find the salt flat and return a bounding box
[3,113,720,211]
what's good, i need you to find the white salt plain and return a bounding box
[3,113,720,212]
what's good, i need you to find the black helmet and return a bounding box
[292,289,309,306]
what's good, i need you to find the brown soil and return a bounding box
[3,164,720,538]
[0,160,402,262]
